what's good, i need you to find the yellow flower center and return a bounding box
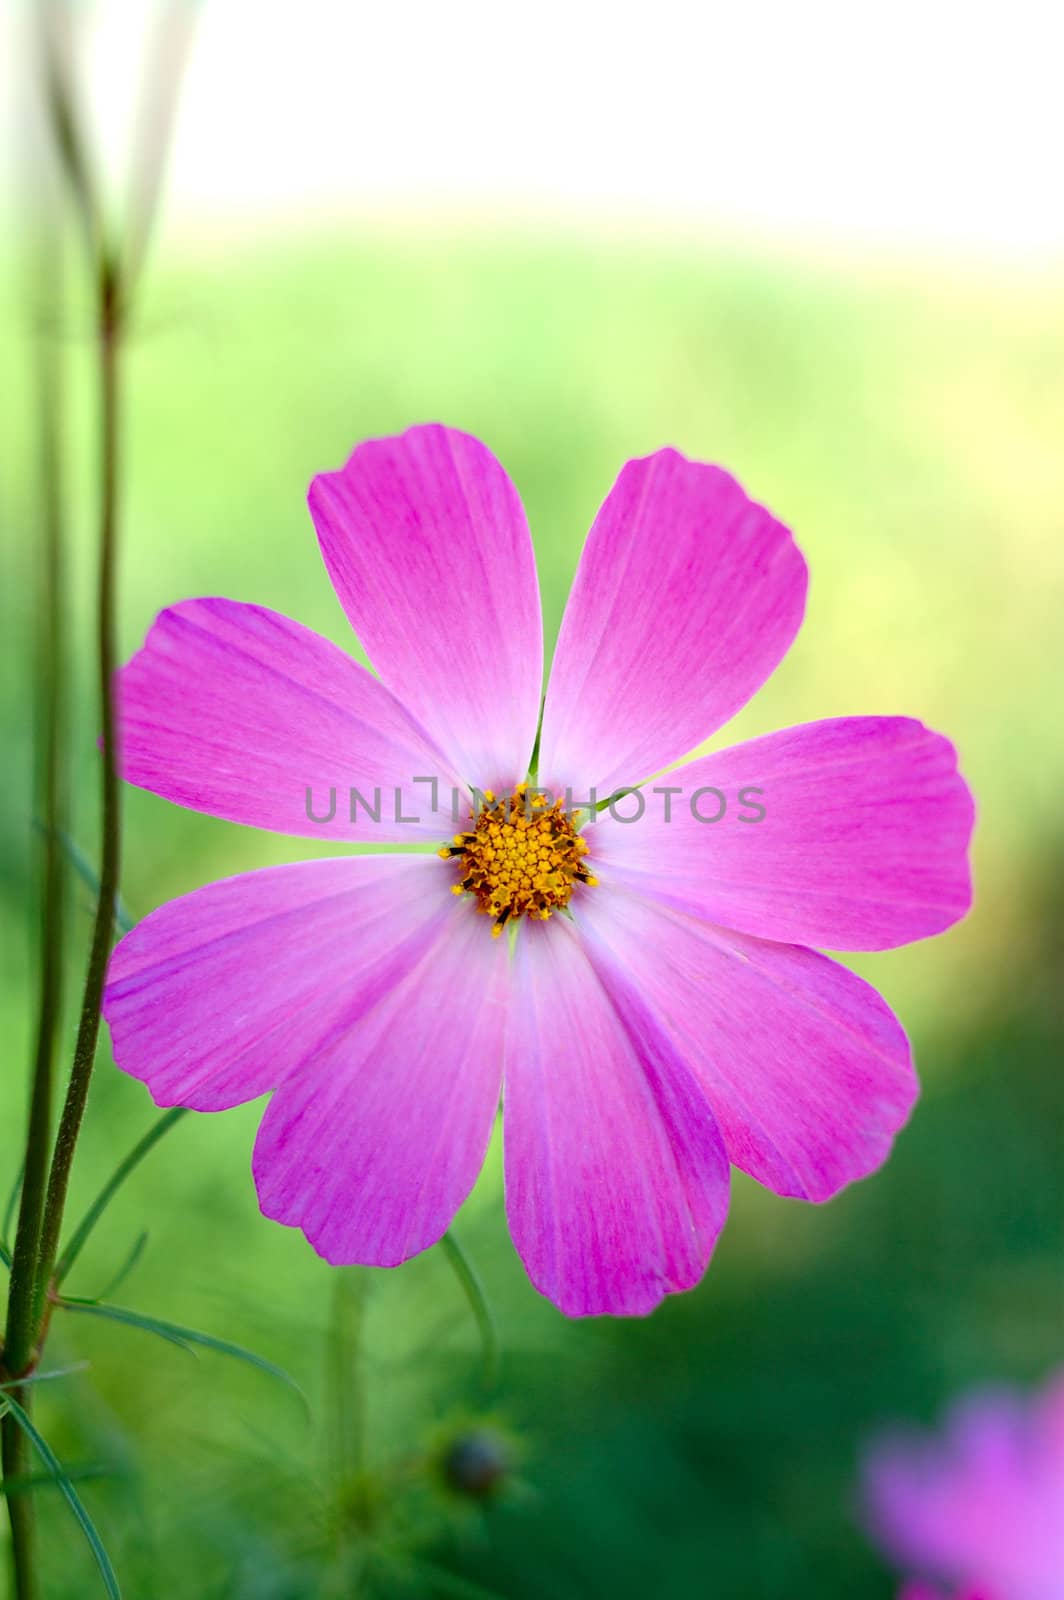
[439,784,597,937]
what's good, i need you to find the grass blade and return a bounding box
[1,1393,121,1598]
[2,1160,24,1252]
[61,1299,194,1352]
[0,1462,112,1499]
[35,822,135,935]
[61,1301,304,1403]
[1,1362,91,1392]
[93,1230,149,1303]
[57,1108,186,1284]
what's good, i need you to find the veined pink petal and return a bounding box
[592,717,975,951]
[115,598,464,842]
[574,884,916,1201]
[537,449,807,796]
[503,917,730,1318]
[104,856,454,1111]
[308,424,543,791]
[253,892,507,1267]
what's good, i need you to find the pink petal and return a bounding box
[308,424,543,790]
[537,449,807,795]
[252,893,507,1267]
[592,717,975,951]
[503,917,730,1318]
[574,883,916,1201]
[115,598,464,842]
[104,855,453,1111]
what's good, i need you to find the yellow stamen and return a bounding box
[443,786,595,935]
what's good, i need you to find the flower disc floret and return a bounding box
[440,784,597,936]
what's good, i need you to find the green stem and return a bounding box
[3,228,67,1382]
[439,1231,500,1391]
[34,260,124,1331]
[39,4,104,268]
[1,1392,35,1600]
[325,1269,371,1599]
[1,179,69,1600]
[327,1271,368,1494]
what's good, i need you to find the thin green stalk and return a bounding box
[4,9,190,1597]
[3,228,68,1382]
[324,1270,371,1598]
[1,195,69,1600]
[1,1388,36,1600]
[39,3,104,268]
[328,1271,369,1495]
[439,1231,500,1391]
[123,0,199,296]
[34,261,124,1330]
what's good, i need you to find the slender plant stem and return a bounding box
[34,261,124,1334]
[3,246,68,1381]
[3,11,191,1598]
[1,1385,36,1600]
[39,4,103,269]
[328,1270,368,1496]
[439,1230,500,1391]
[325,1269,370,1598]
[1,206,69,1600]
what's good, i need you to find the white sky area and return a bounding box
[4,0,1064,254]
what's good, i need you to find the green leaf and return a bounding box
[94,1230,149,1303]
[57,1107,187,1284]
[1,1362,91,1392]
[439,1230,500,1390]
[0,1462,111,1499]
[60,1301,305,1405]
[60,1299,194,1351]
[1,1393,121,1598]
[0,1239,11,1271]
[2,1160,24,1253]
[35,822,135,934]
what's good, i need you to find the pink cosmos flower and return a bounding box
[898,1587,989,1600]
[863,1372,1064,1600]
[102,424,974,1317]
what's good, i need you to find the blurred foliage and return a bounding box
[1,228,1062,1597]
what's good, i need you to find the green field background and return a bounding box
[1,228,1062,1598]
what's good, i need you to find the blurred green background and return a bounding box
[2,229,1063,1598]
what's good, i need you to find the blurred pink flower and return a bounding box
[102,424,973,1316]
[864,1373,1064,1600]
[898,1586,989,1600]
[898,1586,992,1600]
